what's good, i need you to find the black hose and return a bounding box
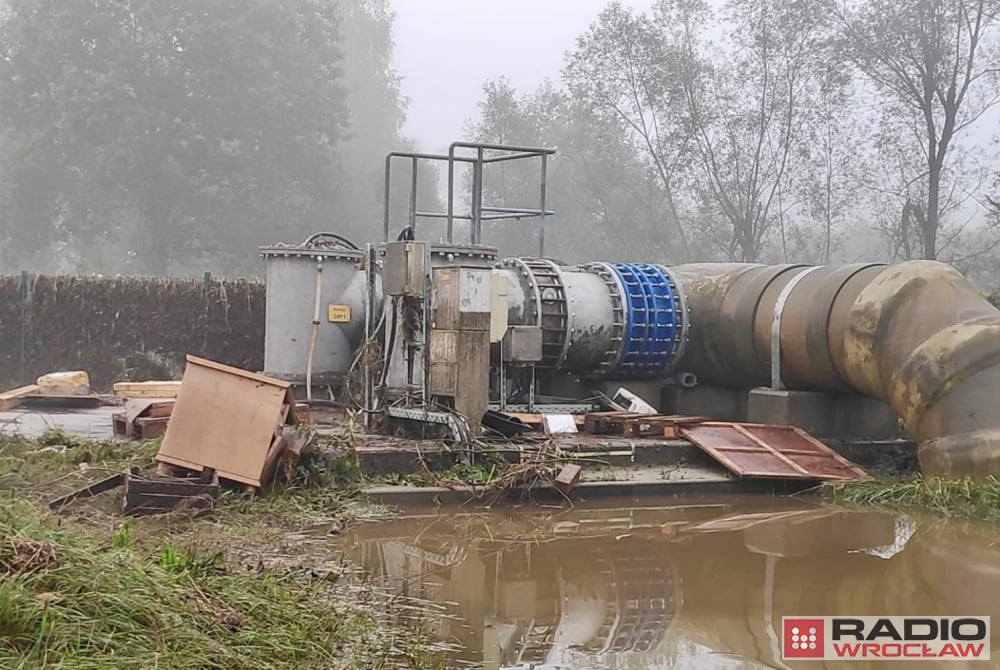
[303,232,360,250]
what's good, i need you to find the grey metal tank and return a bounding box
[260,233,370,384]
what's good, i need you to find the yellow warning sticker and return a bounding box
[327,304,351,323]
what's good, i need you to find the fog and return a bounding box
[0,0,997,287]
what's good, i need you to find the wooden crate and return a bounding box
[154,355,297,490]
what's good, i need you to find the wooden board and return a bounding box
[48,472,126,510]
[0,385,41,411]
[154,355,295,488]
[682,422,870,481]
[113,381,182,399]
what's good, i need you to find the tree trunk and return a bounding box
[925,155,941,260]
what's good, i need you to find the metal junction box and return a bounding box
[502,326,543,363]
[383,241,426,296]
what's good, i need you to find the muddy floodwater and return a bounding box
[340,495,1000,669]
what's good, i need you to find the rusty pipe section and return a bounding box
[673,260,1000,477]
[672,262,887,389]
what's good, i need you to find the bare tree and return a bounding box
[835,0,1000,259]
[795,67,865,264]
[564,1,697,258]
[676,0,834,262]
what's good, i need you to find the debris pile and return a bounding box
[0,370,103,411]
[43,355,311,517]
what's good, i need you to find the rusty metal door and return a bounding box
[682,422,869,480]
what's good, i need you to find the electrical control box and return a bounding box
[382,241,426,296]
[502,326,544,363]
[490,270,509,343]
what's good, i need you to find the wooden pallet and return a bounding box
[0,384,102,411]
[583,412,710,438]
[123,469,219,517]
[583,412,647,435]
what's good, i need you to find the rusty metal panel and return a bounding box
[682,422,869,480]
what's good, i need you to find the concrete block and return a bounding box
[747,388,834,436]
[747,388,900,440]
[660,385,748,421]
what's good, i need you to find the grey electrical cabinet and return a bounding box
[382,241,426,296]
[502,326,543,363]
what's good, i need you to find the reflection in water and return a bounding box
[342,496,1000,669]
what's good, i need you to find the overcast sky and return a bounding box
[392,0,652,153]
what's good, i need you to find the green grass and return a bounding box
[832,475,1000,521]
[0,433,445,669]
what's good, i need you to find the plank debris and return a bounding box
[113,381,183,399]
[554,463,582,494]
[48,472,127,510]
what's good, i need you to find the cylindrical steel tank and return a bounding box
[260,234,368,384]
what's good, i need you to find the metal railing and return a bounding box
[383,141,556,257]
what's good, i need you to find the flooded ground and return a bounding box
[341,495,1000,669]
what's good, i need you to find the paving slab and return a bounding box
[0,406,120,441]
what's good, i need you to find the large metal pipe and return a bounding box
[497,260,687,379]
[673,260,1000,478]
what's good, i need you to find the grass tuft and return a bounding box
[831,475,1000,521]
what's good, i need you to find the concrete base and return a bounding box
[660,385,748,421]
[746,388,900,440]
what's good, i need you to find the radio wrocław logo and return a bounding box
[781,616,990,661]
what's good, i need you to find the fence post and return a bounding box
[18,270,28,385]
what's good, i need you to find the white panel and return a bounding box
[458,268,492,313]
[490,270,509,343]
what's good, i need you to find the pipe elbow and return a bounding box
[842,260,1000,477]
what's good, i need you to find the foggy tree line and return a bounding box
[467,0,1000,288]
[0,0,439,276]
